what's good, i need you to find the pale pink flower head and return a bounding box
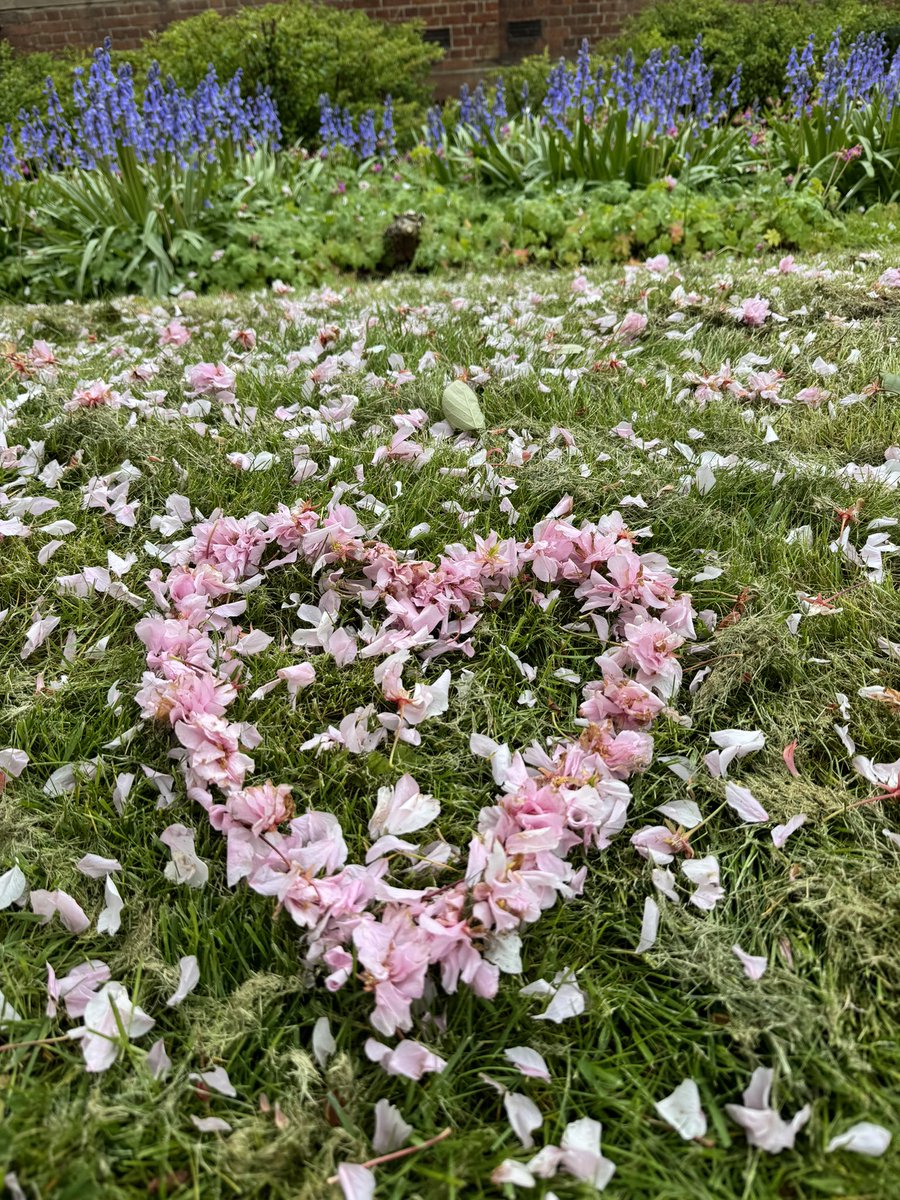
[226,780,294,835]
[135,616,213,673]
[66,380,118,411]
[28,339,58,370]
[277,662,317,708]
[795,386,830,408]
[186,361,236,396]
[265,501,320,551]
[166,563,231,603]
[136,668,237,725]
[615,311,648,343]
[232,328,257,350]
[159,319,191,347]
[301,504,366,564]
[734,296,771,327]
[191,515,267,579]
[631,824,690,865]
[645,253,670,273]
[353,912,431,1035]
[878,267,900,288]
[580,672,665,729]
[175,714,254,792]
[622,618,685,696]
[778,255,796,273]
[70,981,155,1072]
[579,723,654,778]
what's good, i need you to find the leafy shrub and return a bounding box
[611,0,900,103]
[769,32,900,208]
[132,0,440,145]
[0,40,83,124]
[1,44,281,298]
[489,51,555,115]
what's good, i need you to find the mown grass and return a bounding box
[1,252,899,1199]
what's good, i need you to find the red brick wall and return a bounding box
[0,1,651,89]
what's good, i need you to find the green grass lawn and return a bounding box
[1,252,899,1199]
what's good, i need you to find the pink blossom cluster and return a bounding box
[132,493,695,1042]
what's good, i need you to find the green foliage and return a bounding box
[0,40,82,123]
[0,1,438,143]
[2,162,864,301]
[612,0,900,103]
[769,99,900,209]
[4,148,293,300]
[425,110,754,193]
[131,0,440,145]
[488,51,555,115]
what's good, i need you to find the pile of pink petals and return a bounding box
[133,492,694,1047]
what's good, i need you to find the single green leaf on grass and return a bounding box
[442,380,485,431]
[882,373,900,394]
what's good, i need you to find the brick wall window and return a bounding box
[507,18,543,43]
[423,26,452,50]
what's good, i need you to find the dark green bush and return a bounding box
[490,0,900,115]
[131,0,440,144]
[0,40,83,123]
[0,1,439,142]
[489,51,555,114]
[610,0,900,104]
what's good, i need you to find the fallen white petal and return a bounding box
[654,1078,708,1140]
[827,1121,892,1157]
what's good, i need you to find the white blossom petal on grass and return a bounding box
[681,856,725,911]
[3,1172,26,1200]
[20,610,60,659]
[558,1117,616,1189]
[147,1038,172,1080]
[655,798,702,828]
[732,945,768,980]
[504,1046,551,1082]
[705,728,765,777]
[30,888,90,933]
[312,1016,336,1069]
[635,896,660,953]
[46,960,110,1018]
[112,772,135,814]
[0,748,29,778]
[368,773,440,839]
[166,955,200,1007]
[651,866,681,904]
[0,866,27,910]
[725,1067,810,1153]
[76,854,122,878]
[654,1079,708,1140]
[190,1116,232,1134]
[771,814,807,848]
[724,782,769,823]
[70,982,155,1072]
[159,824,208,889]
[96,875,124,935]
[826,1122,892,1157]
[522,972,585,1023]
[372,1098,412,1153]
[884,829,900,849]
[0,988,22,1028]
[190,1065,236,1097]
[505,1091,543,1149]
[491,1160,536,1187]
[364,1037,446,1079]
[336,1164,375,1200]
